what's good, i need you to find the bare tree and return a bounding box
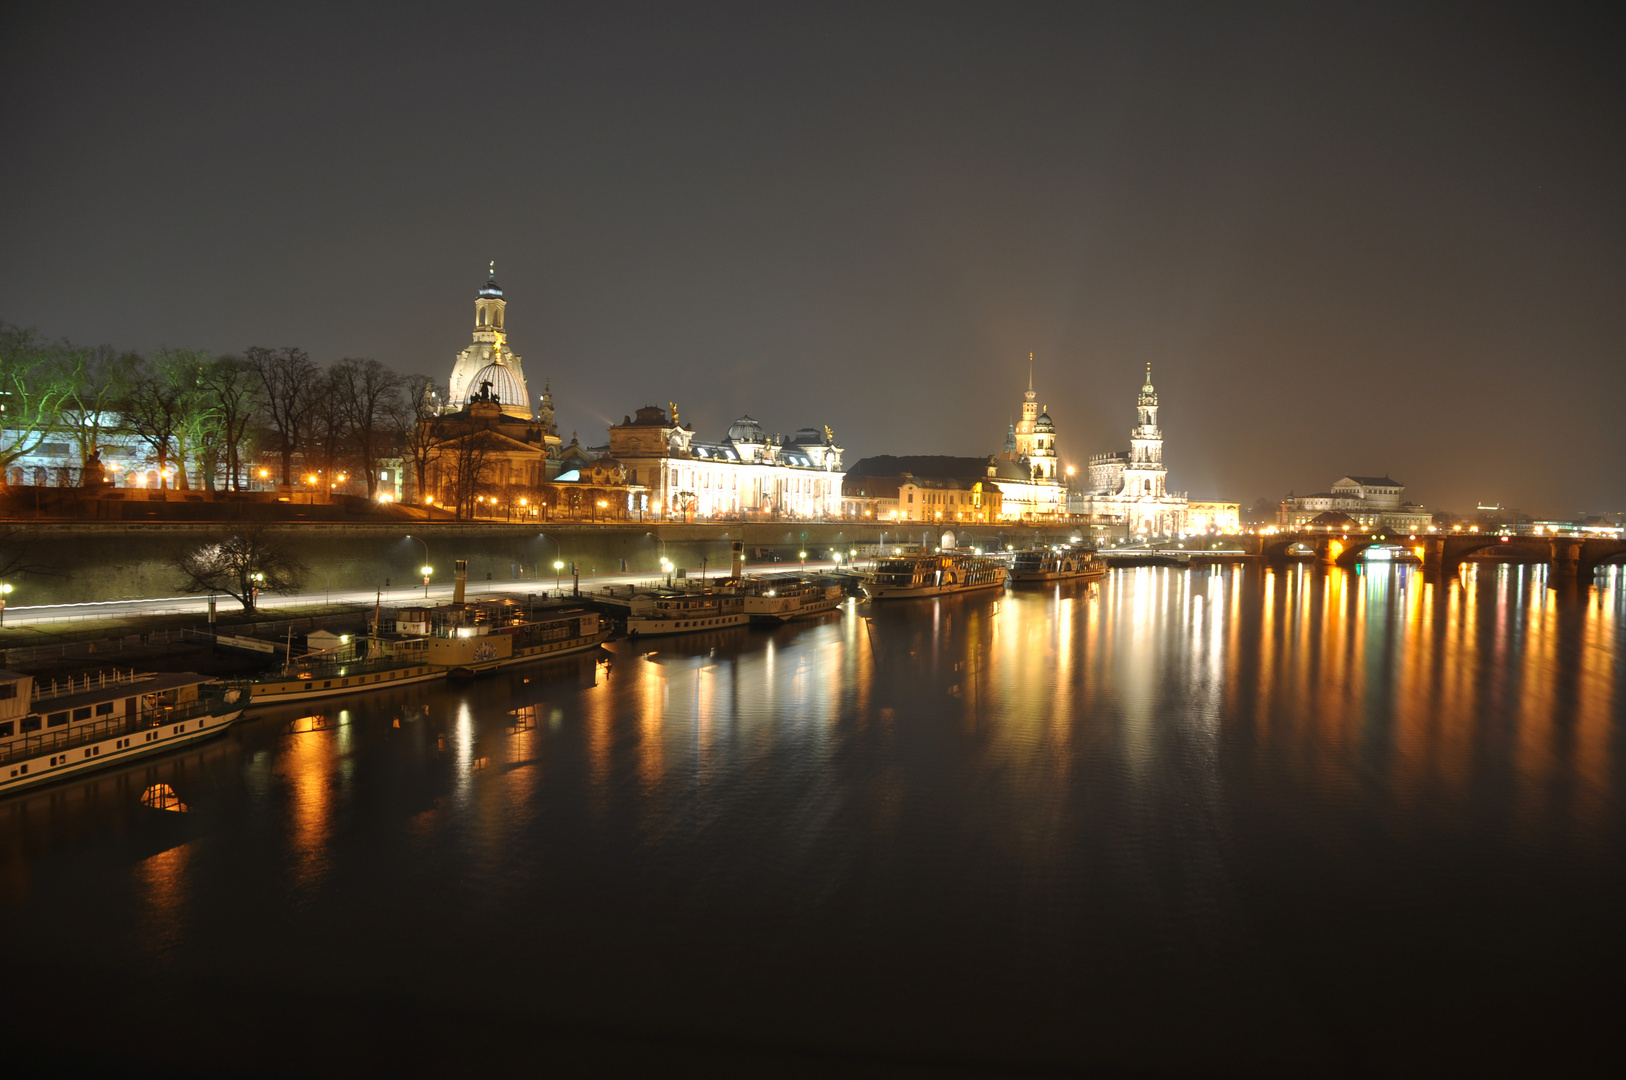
[171,526,309,612]
[247,346,318,488]
[0,323,71,483]
[121,360,186,489]
[394,374,444,505]
[306,366,350,490]
[197,355,263,491]
[332,357,401,499]
[432,429,502,520]
[0,525,62,583]
[148,347,215,489]
[52,343,140,476]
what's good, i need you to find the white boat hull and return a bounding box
[627,612,750,636]
[1,709,243,797]
[866,575,1008,600]
[247,632,610,706]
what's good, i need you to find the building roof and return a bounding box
[465,359,529,415]
[846,455,991,481]
[727,415,765,442]
[1338,475,1402,487]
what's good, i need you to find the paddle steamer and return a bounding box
[1,669,244,796]
[247,561,607,704]
[863,549,1008,600]
[1008,547,1105,584]
[736,574,846,623]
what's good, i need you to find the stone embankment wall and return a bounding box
[9,521,1082,605]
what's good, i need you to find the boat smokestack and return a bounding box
[732,541,745,579]
[453,559,468,605]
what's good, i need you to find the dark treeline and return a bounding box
[0,322,441,498]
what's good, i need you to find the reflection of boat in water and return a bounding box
[248,561,608,704]
[863,549,1008,600]
[0,670,244,798]
[1009,547,1105,584]
[735,575,846,623]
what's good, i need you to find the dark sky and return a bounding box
[3,3,1622,516]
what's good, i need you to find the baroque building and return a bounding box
[605,405,844,520]
[1281,477,1430,531]
[1069,364,1188,535]
[448,264,544,422]
[993,361,1065,518]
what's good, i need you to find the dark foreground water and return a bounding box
[4,564,1624,1077]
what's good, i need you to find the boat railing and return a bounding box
[0,691,243,768]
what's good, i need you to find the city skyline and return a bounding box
[3,5,1622,517]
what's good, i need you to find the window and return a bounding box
[22,715,41,733]
[0,684,16,700]
[73,707,92,722]
[48,711,69,727]
[96,702,113,715]
[0,721,12,738]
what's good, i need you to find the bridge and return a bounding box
[1244,530,1626,580]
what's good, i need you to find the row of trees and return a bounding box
[0,322,443,496]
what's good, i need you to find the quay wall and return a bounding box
[7,521,1088,606]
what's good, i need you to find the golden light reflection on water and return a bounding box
[244,566,1620,883]
[278,721,335,891]
[134,841,192,959]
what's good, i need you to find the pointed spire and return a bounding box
[1028,353,1034,391]
[489,259,496,280]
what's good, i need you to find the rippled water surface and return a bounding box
[4,564,1624,1076]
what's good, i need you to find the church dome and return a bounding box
[728,415,765,443]
[466,360,530,417]
[1035,411,1055,432]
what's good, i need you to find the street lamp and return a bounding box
[553,560,564,594]
[799,550,807,573]
[0,582,11,626]
[406,534,431,598]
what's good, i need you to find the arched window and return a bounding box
[478,308,486,326]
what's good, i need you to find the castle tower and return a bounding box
[1121,363,1166,498]
[1031,406,1058,480]
[1013,354,1039,459]
[449,263,531,415]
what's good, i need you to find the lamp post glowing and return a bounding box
[406,534,431,598]
[553,559,564,594]
[799,550,807,573]
[0,582,11,626]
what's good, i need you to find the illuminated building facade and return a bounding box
[606,406,844,519]
[1281,477,1430,530]
[1068,364,1189,535]
[993,364,1065,518]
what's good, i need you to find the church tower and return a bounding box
[449,263,531,415]
[1013,354,1040,459]
[1121,363,1166,498]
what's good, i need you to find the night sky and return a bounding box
[3,3,1621,516]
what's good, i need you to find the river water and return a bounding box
[4,564,1623,1076]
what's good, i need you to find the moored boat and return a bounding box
[736,574,846,623]
[1,668,244,797]
[863,549,1008,600]
[246,601,608,705]
[626,589,748,636]
[1008,547,1105,584]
